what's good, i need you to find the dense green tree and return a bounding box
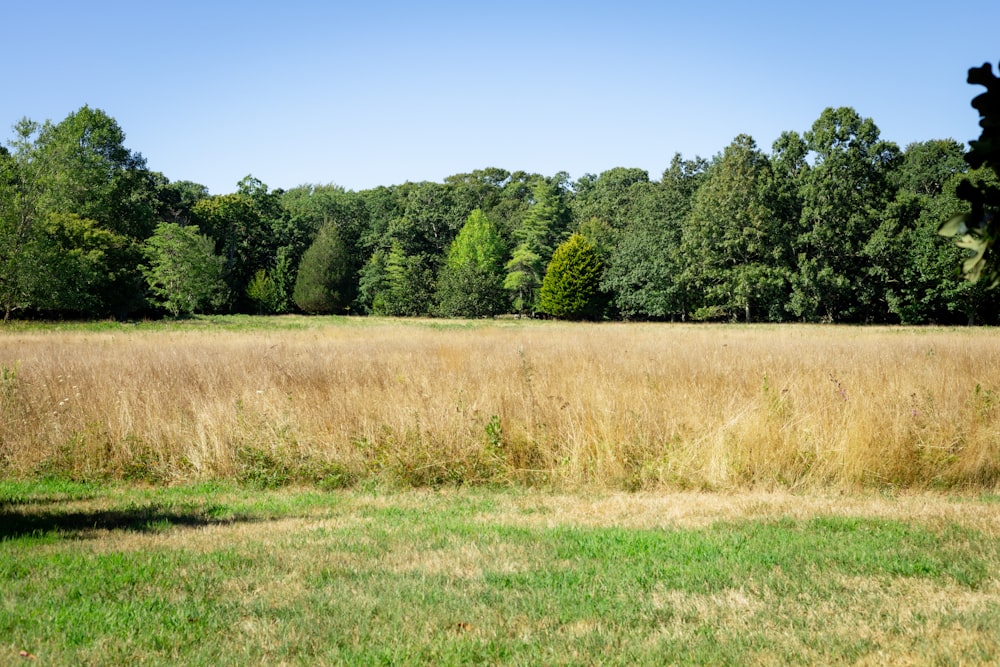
[0,108,156,316]
[392,180,464,257]
[436,209,508,317]
[40,213,136,315]
[789,107,900,321]
[292,222,350,314]
[681,135,792,322]
[156,177,209,225]
[0,112,150,318]
[191,176,287,311]
[372,242,435,316]
[141,222,227,317]
[572,167,651,230]
[356,185,404,255]
[503,177,569,314]
[503,245,544,316]
[355,248,388,315]
[575,217,616,265]
[0,123,41,319]
[488,170,538,239]
[246,269,283,314]
[539,233,606,320]
[602,155,709,319]
[892,139,968,197]
[280,184,368,312]
[769,131,808,239]
[0,209,128,318]
[867,140,992,324]
[887,166,1000,324]
[33,105,156,240]
[443,168,509,215]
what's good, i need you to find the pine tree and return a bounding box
[292,223,349,314]
[504,178,568,315]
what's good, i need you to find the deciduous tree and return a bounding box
[141,222,227,317]
[789,107,900,321]
[436,209,508,317]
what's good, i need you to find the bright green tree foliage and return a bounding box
[504,178,568,315]
[540,233,605,320]
[38,213,132,315]
[0,112,152,318]
[33,105,156,240]
[246,269,283,314]
[141,222,227,317]
[436,209,508,317]
[292,222,349,314]
[503,245,544,316]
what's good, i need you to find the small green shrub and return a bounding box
[235,446,292,489]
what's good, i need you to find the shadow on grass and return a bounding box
[0,504,255,540]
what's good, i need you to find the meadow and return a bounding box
[2,318,1000,664]
[1,316,998,491]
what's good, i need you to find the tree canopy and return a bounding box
[1,100,996,324]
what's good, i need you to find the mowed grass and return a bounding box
[1,316,999,490]
[2,481,999,665]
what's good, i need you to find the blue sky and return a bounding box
[4,1,998,194]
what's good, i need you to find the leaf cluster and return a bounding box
[940,62,1000,287]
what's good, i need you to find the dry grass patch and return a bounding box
[485,489,1000,534]
[2,319,1000,491]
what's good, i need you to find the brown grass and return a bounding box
[1,319,999,490]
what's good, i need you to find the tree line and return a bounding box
[2,101,998,324]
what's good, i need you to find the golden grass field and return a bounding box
[1,318,999,490]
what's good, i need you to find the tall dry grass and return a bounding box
[1,319,998,490]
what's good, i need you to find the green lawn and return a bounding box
[2,481,998,665]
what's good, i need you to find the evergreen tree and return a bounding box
[680,135,792,322]
[539,233,606,320]
[292,223,349,314]
[504,178,569,314]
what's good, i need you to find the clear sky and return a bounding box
[4,1,998,194]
